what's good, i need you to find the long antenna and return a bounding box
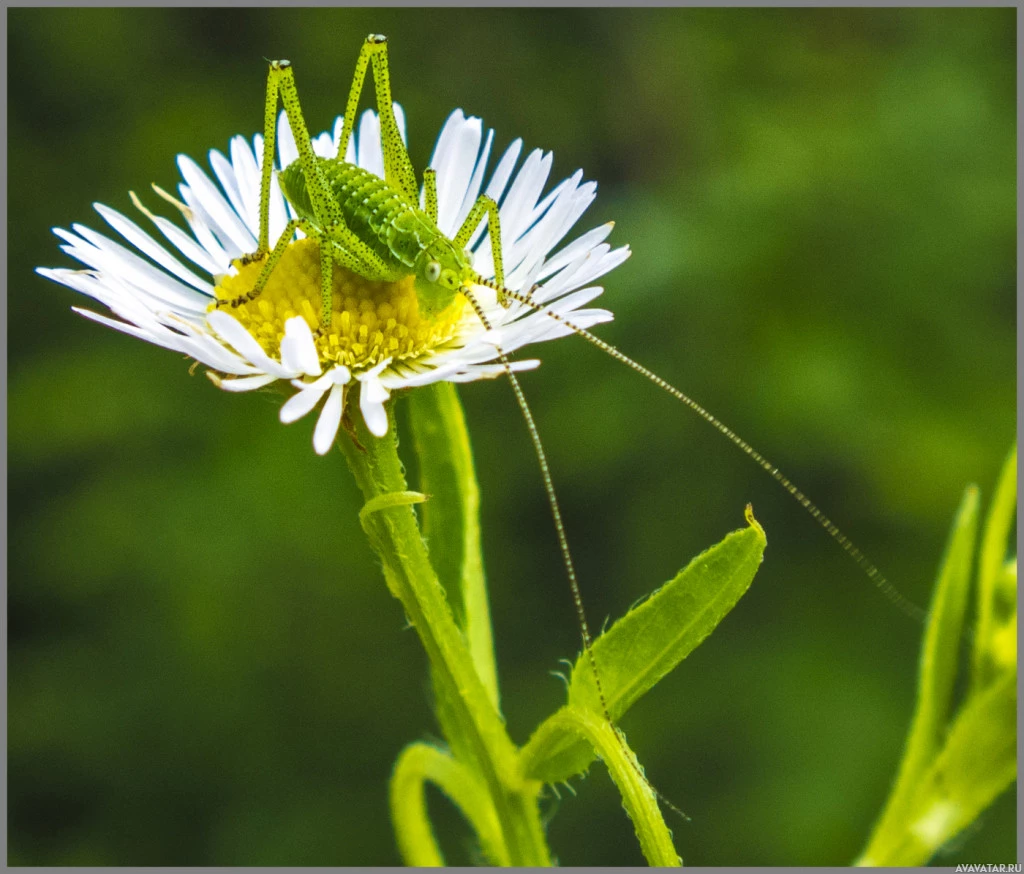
[461,287,691,824]
[475,277,926,626]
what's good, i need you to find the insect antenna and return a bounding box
[461,286,692,825]
[474,277,927,626]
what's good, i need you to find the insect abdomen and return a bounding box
[279,159,439,275]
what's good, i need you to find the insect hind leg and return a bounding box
[337,35,419,204]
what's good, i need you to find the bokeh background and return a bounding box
[8,7,1016,866]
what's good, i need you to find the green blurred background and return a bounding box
[8,7,1016,866]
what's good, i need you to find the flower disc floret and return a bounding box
[216,238,469,370]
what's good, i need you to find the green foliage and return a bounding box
[382,384,766,865]
[858,446,1017,865]
[522,514,765,784]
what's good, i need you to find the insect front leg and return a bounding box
[216,217,319,310]
[423,168,438,225]
[250,62,338,258]
[234,61,348,311]
[455,195,508,294]
[337,35,419,204]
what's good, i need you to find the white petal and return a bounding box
[207,310,291,376]
[177,190,232,266]
[60,224,209,313]
[94,203,212,294]
[177,154,256,255]
[456,125,494,232]
[538,222,614,280]
[432,111,482,234]
[210,148,251,235]
[313,384,345,454]
[329,365,352,385]
[312,130,335,158]
[134,202,223,276]
[499,149,553,246]
[279,316,322,377]
[276,110,299,174]
[280,380,330,424]
[357,108,384,178]
[359,377,390,437]
[230,134,262,232]
[483,138,523,207]
[216,373,279,392]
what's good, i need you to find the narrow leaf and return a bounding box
[522,511,765,783]
[390,741,510,867]
[522,707,681,866]
[858,486,979,863]
[569,508,766,719]
[858,671,1016,866]
[409,382,500,709]
[973,443,1017,691]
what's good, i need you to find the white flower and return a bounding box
[38,104,630,454]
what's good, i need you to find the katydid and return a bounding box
[219,32,924,820]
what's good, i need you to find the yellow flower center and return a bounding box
[211,238,468,369]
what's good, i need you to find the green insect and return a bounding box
[216,34,508,328]
[217,32,708,822]
[215,32,924,825]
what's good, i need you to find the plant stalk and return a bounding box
[338,404,550,866]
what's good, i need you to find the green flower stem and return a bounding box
[338,405,550,867]
[408,382,499,710]
[390,741,510,866]
[521,706,681,867]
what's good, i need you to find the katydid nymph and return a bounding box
[218,33,925,823]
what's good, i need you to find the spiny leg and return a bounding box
[423,168,438,225]
[269,61,344,230]
[217,217,315,309]
[316,236,335,330]
[251,61,340,259]
[455,195,506,291]
[336,35,419,204]
[236,60,354,314]
[218,215,384,335]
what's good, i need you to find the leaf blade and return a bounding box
[522,511,765,783]
[857,486,979,864]
[569,508,766,719]
[408,382,499,710]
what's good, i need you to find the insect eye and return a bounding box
[425,261,441,283]
[463,248,475,267]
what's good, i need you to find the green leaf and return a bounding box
[570,508,766,719]
[390,742,510,867]
[408,382,500,710]
[521,510,765,783]
[858,671,1017,866]
[858,486,979,864]
[973,443,1017,691]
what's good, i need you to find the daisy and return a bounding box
[38,104,630,454]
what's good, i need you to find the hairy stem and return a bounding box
[338,403,550,866]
